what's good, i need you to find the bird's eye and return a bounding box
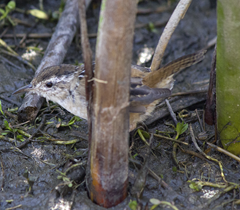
[46,82,53,88]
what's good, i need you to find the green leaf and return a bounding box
[4,6,10,14]
[172,166,177,172]
[150,198,161,205]
[17,129,31,138]
[128,200,138,210]
[175,122,188,139]
[4,120,17,133]
[57,175,62,180]
[148,22,157,33]
[181,123,188,134]
[60,116,82,127]
[0,8,6,15]
[0,100,5,116]
[133,153,138,158]
[7,107,18,112]
[0,39,18,55]
[7,1,16,10]
[6,15,16,26]
[17,135,24,142]
[56,170,65,176]
[137,129,150,146]
[4,119,11,131]
[23,170,29,179]
[52,11,60,20]
[67,116,77,126]
[69,116,81,124]
[28,9,48,19]
[45,121,54,125]
[0,10,7,21]
[188,181,202,191]
[59,0,65,12]
[141,130,150,139]
[63,177,68,182]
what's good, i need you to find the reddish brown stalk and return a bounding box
[86,0,137,207]
[78,0,93,142]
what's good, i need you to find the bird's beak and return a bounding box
[12,84,33,95]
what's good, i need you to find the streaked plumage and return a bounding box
[13,49,206,131]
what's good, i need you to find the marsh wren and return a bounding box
[13,50,206,131]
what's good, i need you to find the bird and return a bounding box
[13,49,206,131]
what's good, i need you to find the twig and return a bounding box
[27,114,47,140]
[206,36,217,49]
[171,89,207,97]
[202,110,206,132]
[207,142,240,162]
[130,134,153,198]
[0,154,5,190]
[137,129,150,146]
[12,120,30,128]
[137,5,172,14]
[151,0,192,71]
[172,143,179,165]
[0,54,23,70]
[10,146,32,159]
[0,48,36,70]
[14,115,47,150]
[129,158,173,191]
[2,33,97,39]
[78,0,93,142]
[178,146,206,160]
[135,19,167,29]
[165,99,177,125]
[0,95,21,107]
[154,133,188,145]
[16,139,31,149]
[0,27,9,38]
[195,109,204,132]
[4,110,18,121]
[16,21,39,50]
[189,124,227,182]
[12,27,17,46]
[5,204,22,210]
[11,17,34,27]
[205,46,216,125]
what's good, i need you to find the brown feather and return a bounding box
[32,64,82,85]
[142,49,206,88]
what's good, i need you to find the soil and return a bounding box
[1,0,239,210]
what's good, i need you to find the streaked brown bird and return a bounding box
[13,49,206,131]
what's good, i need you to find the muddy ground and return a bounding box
[0,0,239,210]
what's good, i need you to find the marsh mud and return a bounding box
[1,1,238,210]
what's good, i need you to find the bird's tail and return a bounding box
[143,49,207,88]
